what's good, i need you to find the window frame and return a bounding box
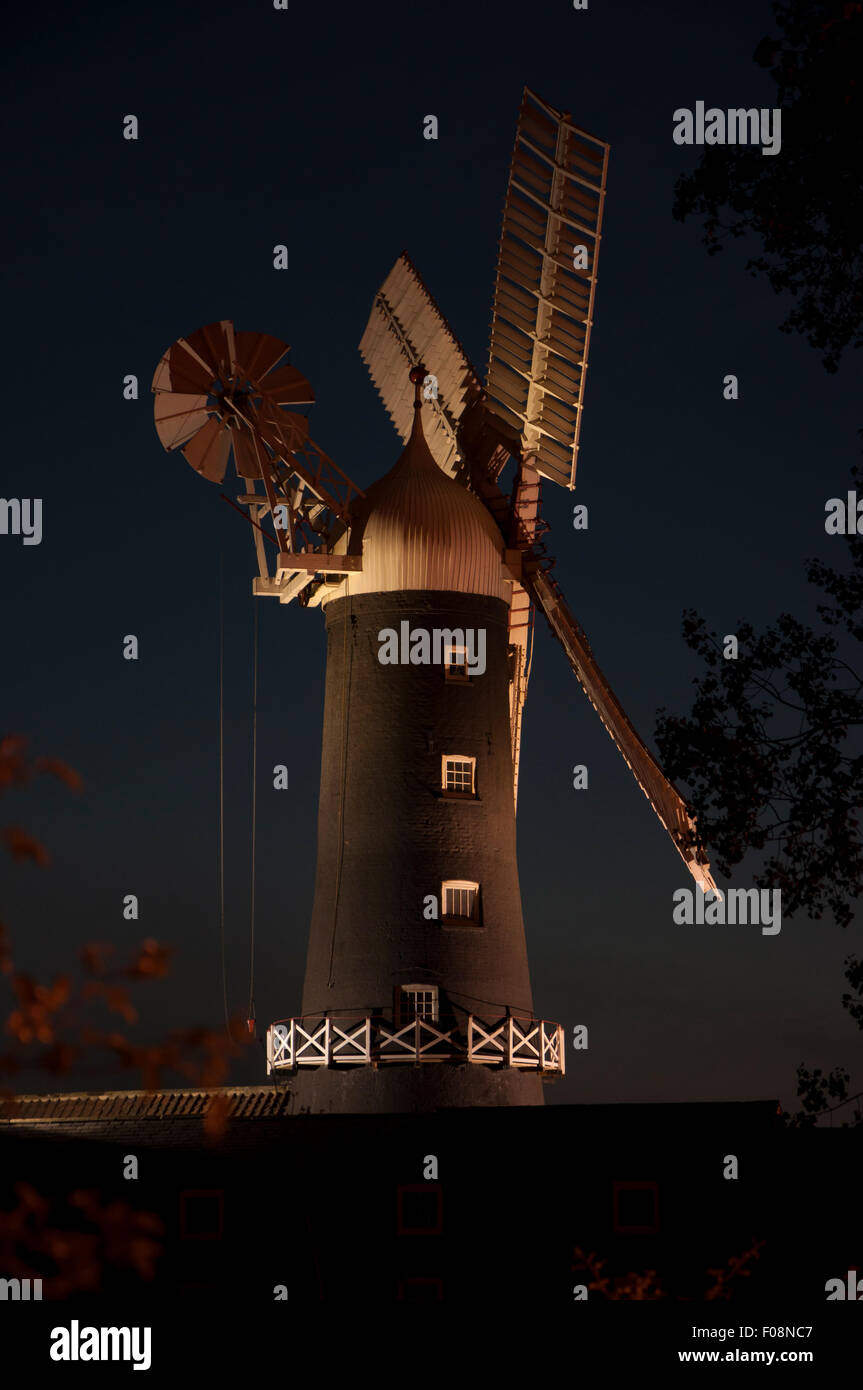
[399,983,440,1025]
[441,754,476,797]
[444,644,471,683]
[611,1181,660,1235]
[441,879,480,924]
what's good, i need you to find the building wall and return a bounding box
[294,589,543,1112]
[4,1099,846,1305]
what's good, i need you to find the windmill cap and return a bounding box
[331,392,509,601]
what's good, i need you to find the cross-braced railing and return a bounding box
[268,1018,372,1070]
[377,1017,461,1062]
[467,1016,565,1070]
[266,1014,565,1076]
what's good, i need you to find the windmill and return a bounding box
[153,88,716,1114]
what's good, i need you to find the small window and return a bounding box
[397,1277,444,1300]
[612,1181,660,1235]
[400,984,439,1023]
[442,880,479,922]
[442,755,476,795]
[444,645,470,682]
[179,1190,224,1241]
[396,1185,443,1236]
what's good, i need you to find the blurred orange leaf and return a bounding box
[2,827,49,865]
[204,1092,231,1139]
[127,940,173,979]
[0,923,13,975]
[105,985,137,1024]
[0,737,30,788]
[33,757,83,792]
[80,943,114,976]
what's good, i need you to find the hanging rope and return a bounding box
[217,553,231,1037]
[247,597,258,1031]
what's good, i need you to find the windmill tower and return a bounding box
[153,89,716,1115]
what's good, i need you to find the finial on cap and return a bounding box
[409,363,427,411]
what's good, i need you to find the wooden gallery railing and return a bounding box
[266,1014,565,1075]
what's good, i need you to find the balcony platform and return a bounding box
[266,1014,565,1075]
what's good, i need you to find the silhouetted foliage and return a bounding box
[656,467,863,929]
[656,431,863,1122]
[0,1183,165,1299]
[1,736,251,1095]
[1,735,254,1293]
[571,1238,766,1299]
[673,0,863,372]
[781,1062,863,1125]
[662,9,863,1128]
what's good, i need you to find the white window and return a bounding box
[442,880,479,921]
[401,985,439,1023]
[442,754,476,795]
[444,644,470,682]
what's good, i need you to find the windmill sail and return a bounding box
[486,88,609,490]
[359,251,486,482]
[525,567,717,893]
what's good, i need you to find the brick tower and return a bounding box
[273,377,562,1111]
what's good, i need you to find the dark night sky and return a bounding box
[2,0,859,1109]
